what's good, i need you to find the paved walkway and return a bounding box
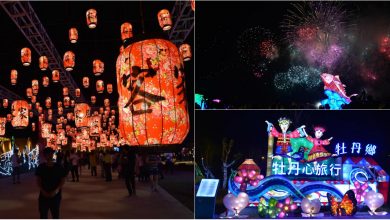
[0,166,193,218]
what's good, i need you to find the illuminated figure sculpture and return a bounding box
[320,73,357,110]
[306,126,334,162]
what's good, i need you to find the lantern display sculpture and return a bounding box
[83,77,89,88]
[327,190,357,216]
[0,117,6,136]
[86,9,97,29]
[42,76,49,87]
[69,28,78,43]
[107,83,113,94]
[52,70,60,82]
[21,47,31,66]
[179,44,192,61]
[41,123,52,138]
[121,22,133,42]
[223,192,249,218]
[89,115,101,137]
[116,38,190,146]
[32,79,39,95]
[75,103,90,128]
[96,80,104,93]
[11,100,29,128]
[11,69,17,85]
[93,59,104,76]
[39,56,49,71]
[3,99,8,108]
[63,51,75,71]
[157,9,172,31]
[233,159,264,192]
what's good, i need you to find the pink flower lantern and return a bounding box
[233,159,264,192]
[276,197,298,218]
[352,181,369,203]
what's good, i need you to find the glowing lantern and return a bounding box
[11,69,17,85]
[96,80,104,93]
[41,123,52,138]
[91,96,96,104]
[31,96,37,104]
[190,0,195,11]
[3,99,8,108]
[32,122,36,132]
[86,9,97,29]
[63,87,69,96]
[99,107,104,114]
[48,114,53,121]
[28,103,32,110]
[179,44,192,61]
[83,77,89,88]
[26,88,32,98]
[45,97,51,108]
[157,9,172,31]
[121,22,133,42]
[71,100,75,108]
[100,133,107,145]
[116,38,189,146]
[66,113,73,121]
[106,84,113,94]
[120,46,124,53]
[75,103,90,127]
[104,99,110,107]
[58,107,63,116]
[42,76,49,87]
[48,109,53,116]
[21,47,31,66]
[57,101,62,108]
[35,102,40,110]
[52,70,60,82]
[63,51,75,71]
[38,107,43,114]
[29,111,33,118]
[75,88,81,98]
[6,114,12,122]
[0,117,6,136]
[93,59,104,76]
[32,79,39,95]
[63,96,70,108]
[69,28,78,43]
[11,100,29,128]
[39,56,49,71]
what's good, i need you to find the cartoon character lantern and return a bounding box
[52,70,60,82]
[11,100,29,128]
[86,9,97,29]
[63,51,75,71]
[157,9,172,31]
[21,47,31,66]
[0,117,6,136]
[121,22,133,42]
[74,103,90,127]
[116,39,189,146]
[69,28,78,43]
[39,56,49,71]
[93,59,104,76]
[11,69,17,85]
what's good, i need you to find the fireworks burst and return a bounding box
[274,66,322,90]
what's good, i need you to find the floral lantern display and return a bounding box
[157,9,172,31]
[179,44,192,61]
[121,22,133,42]
[32,79,39,95]
[75,88,81,98]
[0,117,6,136]
[93,59,104,76]
[63,51,75,71]
[96,80,104,93]
[91,96,96,104]
[83,77,89,88]
[52,70,60,82]
[21,47,31,66]
[39,56,49,71]
[63,87,69,96]
[86,9,97,29]
[11,69,17,85]
[42,76,49,87]
[74,103,90,128]
[116,38,190,146]
[89,115,101,137]
[45,97,51,108]
[69,28,78,43]
[64,96,70,108]
[234,159,264,192]
[41,123,52,138]
[11,100,29,129]
[107,84,113,94]
[26,88,32,98]
[31,96,37,103]
[3,99,8,108]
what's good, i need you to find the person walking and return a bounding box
[103,150,112,182]
[146,152,161,192]
[89,150,97,176]
[10,149,22,184]
[35,147,66,219]
[120,146,136,196]
[69,149,80,182]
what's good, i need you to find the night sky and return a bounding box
[196,1,390,108]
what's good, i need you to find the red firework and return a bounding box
[379,36,390,59]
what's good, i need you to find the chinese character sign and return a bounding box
[334,142,377,156]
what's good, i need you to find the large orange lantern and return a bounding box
[96,80,104,93]
[179,44,192,61]
[63,87,69,96]
[11,69,17,85]
[52,70,60,82]
[121,22,133,42]
[86,9,97,29]
[157,9,172,31]
[32,79,39,95]
[63,51,75,71]
[69,28,78,43]
[107,84,113,94]
[3,99,8,108]
[45,97,51,108]
[64,96,70,108]
[26,88,32,98]
[11,100,29,128]
[74,103,90,127]
[83,77,89,88]
[41,123,52,138]
[116,39,189,146]
[42,76,49,87]
[93,59,104,76]
[39,56,49,71]
[21,47,31,66]
[0,117,6,136]
[91,96,96,104]
[75,88,81,98]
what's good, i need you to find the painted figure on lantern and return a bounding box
[306,126,334,162]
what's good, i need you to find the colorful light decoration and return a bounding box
[83,77,89,88]
[364,191,387,215]
[258,197,280,218]
[21,47,31,66]
[93,59,104,76]
[69,27,78,43]
[39,56,48,71]
[276,197,298,218]
[52,70,60,82]
[11,100,29,129]
[10,69,17,85]
[223,192,249,217]
[32,79,39,95]
[179,44,192,61]
[63,51,75,71]
[157,9,172,31]
[0,117,6,136]
[121,22,133,42]
[86,9,97,29]
[233,159,264,192]
[96,80,104,93]
[327,190,357,216]
[107,83,113,94]
[42,76,49,87]
[352,181,369,203]
[74,103,90,128]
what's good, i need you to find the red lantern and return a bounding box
[58,107,63,115]
[35,102,40,110]
[190,0,195,11]
[63,51,75,71]
[99,107,104,114]
[6,114,12,122]
[29,111,33,118]
[26,88,32,98]
[69,28,78,43]
[57,101,62,108]
[75,88,81,98]
[28,103,32,110]
[86,9,97,29]
[96,80,104,93]
[75,103,90,127]
[0,117,6,136]
[32,122,36,132]
[157,9,172,31]
[91,96,96,104]
[21,47,31,66]
[116,39,189,146]
[52,70,60,82]
[121,22,133,42]
[83,77,89,88]
[41,123,52,138]
[42,76,49,87]
[3,99,8,108]
[107,84,113,94]
[179,44,192,61]
[48,109,53,116]
[45,97,51,108]
[93,59,104,76]
[104,99,110,107]
[64,96,70,108]
[39,56,49,71]
[63,87,69,96]
[38,106,43,114]
[11,69,17,85]
[120,46,124,53]
[48,114,53,121]
[100,133,107,145]
[71,100,75,108]
[32,79,39,95]
[11,100,29,128]
[31,96,37,104]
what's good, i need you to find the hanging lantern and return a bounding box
[58,107,63,115]
[41,123,52,138]
[62,137,68,146]
[81,127,90,140]
[11,100,29,128]
[75,103,90,127]
[63,87,69,96]
[63,51,75,71]
[0,117,6,136]
[42,76,49,87]
[116,38,189,146]
[52,70,60,82]
[63,118,68,125]
[96,80,104,93]
[67,113,73,121]
[83,77,89,88]
[35,102,40,110]
[26,88,33,98]
[63,96,70,108]
[45,97,51,108]
[75,88,81,98]
[157,9,172,31]
[121,22,133,42]
[32,122,36,132]
[104,99,110,107]
[11,69,17,85]
[29,111,33,118]
[91,96,96,104]
[106,84,113,94]
[31,96,37,104]
[39,56,49,71]
[100,133,107,145]
[47,114,53,121]
[111,109,116,115]
[6,114,12,122]
[48,109,53,116]
[179,44,192,61]
[71,100,75,108]
[190,0,195,11]
[38,106,43,114]
[57,101,62,108]
[69,28,78,43]
[28,103,32,110]
[93,59,104,76]
[86,9,97,29]
[32,79,39,95]
[3,99,8,108]
[21,47,31,66]
[99,107,104,114]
